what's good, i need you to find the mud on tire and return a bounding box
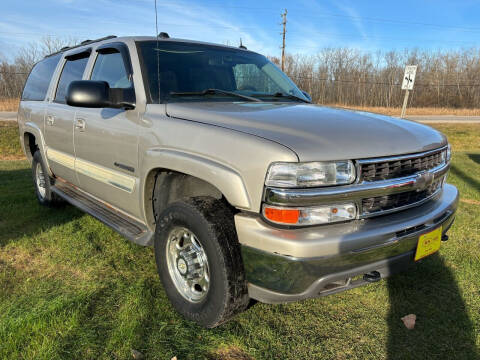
[154,196,250,328]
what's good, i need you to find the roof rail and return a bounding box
[44,35,117,58]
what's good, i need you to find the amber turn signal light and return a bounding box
[263,206,300,224]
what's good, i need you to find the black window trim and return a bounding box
[95,42,134,79]
[89,42,136,106]
[53,49,91,104]
[135,41,154,103]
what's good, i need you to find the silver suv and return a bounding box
[17,35,458,328]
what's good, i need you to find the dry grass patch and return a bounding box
[209,346,254,360]
[461,198,480,205]
[0,245,88,282]
[326,105,480,117]
[0,98,19,112]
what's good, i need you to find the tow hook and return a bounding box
[442,234,449,242]
[363,271,381,283]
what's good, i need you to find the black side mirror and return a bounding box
[66,80,135,110]
[301,90,312,103]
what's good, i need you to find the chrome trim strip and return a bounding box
[264,163,449,206]
[356,146,447,165]
[46,147,136,193]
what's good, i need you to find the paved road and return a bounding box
[406,115,480,123]
[1,111,479,123]
[0,112,17,122]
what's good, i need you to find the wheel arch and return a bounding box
[142,149,252,230]
[21,122,51,173]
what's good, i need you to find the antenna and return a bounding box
[239,38,247,49]
[154,0,161,103]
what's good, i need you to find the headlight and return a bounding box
[440,144,451,164]
[263,203,357,226]
[265,161,355,188]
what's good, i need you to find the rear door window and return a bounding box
[21,54,61,101]
[90,51,132,88]
[54,54,89,104]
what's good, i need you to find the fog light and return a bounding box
[263,203,356,226]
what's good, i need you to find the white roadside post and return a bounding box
[400,65,417,118]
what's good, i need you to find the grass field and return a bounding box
[0,121,479,359]
[327,105,480,117]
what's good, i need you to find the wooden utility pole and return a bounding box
[281,9,287,72]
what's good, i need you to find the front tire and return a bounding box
[154,197,249,328]
[32,150,63,207]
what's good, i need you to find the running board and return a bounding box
[51,181,153,246]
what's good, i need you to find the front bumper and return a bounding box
[235,184,459,304]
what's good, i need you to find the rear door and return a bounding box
[73,43,140,217]
[44,50,90,184]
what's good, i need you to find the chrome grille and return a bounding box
[361,177,443,215]
[360,149,446,182]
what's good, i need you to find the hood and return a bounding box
[166,102,447,162]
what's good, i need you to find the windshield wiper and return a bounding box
[170,88,262,102]
[253,92,311,103]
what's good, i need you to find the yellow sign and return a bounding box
[415,226,442,261]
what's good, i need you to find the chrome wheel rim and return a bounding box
[166,227,210,303]
[35,162,47,199]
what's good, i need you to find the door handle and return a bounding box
[46,115,55,126]
[75,118,86,132]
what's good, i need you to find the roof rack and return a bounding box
[44,35,117,58]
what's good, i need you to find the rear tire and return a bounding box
[32,150,63,207]
[154,197,249,328]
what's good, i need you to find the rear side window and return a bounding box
[21,54,61,101]
[91,52,131,88]
[54,55,89,103]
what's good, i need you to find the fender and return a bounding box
[22,121,55,178]
[142,148,252,211]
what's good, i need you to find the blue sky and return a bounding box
[1,0,480,61]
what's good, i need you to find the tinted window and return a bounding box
[54,55,89,103]
[21,54,61,101]
[137,41,307,103]
[91,52,131,88]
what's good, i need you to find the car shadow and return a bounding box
[450,163,480,193]
[467,153,480,166]
[0,165,81,247]
[386,253,478,359]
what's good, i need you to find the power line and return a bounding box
[1,29,478,48]
[151,2,480,33]
[1,70,479,88]
[288,75,480,87]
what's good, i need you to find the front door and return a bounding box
[45,52,90,184]
[73,44,140,218]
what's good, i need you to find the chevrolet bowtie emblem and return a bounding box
[414,171,435,191]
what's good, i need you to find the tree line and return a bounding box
[273,47,480,108]
[1,37,480,108]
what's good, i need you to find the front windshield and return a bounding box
[137,40,308,103]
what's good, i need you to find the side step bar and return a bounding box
[51,180,153,246]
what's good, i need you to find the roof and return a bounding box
[44,35,254,59]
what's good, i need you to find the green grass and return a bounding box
[0,121,479,359]
[0,121,23,160]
